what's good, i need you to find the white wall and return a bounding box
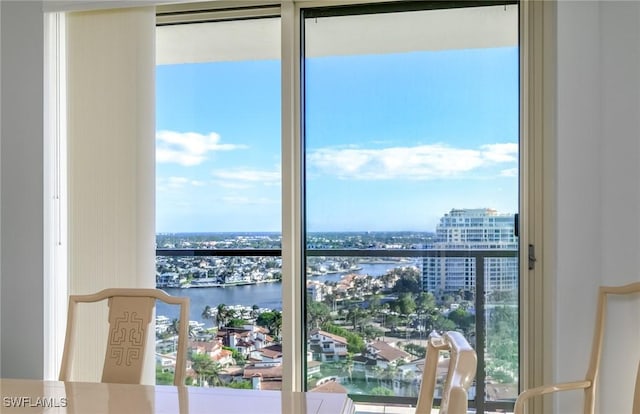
[0,0,157,381]
[0,0,45,379]
[599,8,640,413]
[556,1,640,412]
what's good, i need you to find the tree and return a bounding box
[391,293,416,317]
[256,310,282,339]
[190,352,224,387]
[251,304,260,319]
[226,380,252,389]
[402,369,416,386]
[190,353,214,387]
[346,307,366,330]
[156,364,174,385]
[432,314,456,332]
[447,307,474,337]
[403,343,426,358]
[368,293,383,312]
[168,318,179,336]
[321,323,366,354]
[362,325,383,341]
[307,300,332,330]
[201,305,214,327]
[270,310,282,338]
[415,292,436,313]
[370,386,394,396]
[390,267,421,293]
[486,305,518,383]
[204,361,223,387]
[216,303,234,329]
[339,354,354,383]
[371,365,383,385]
[383,364,398,383]
[227,318,248,328]
[384,314,401,330]
[188,322,198,339]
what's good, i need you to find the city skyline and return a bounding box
[156,46,518,233]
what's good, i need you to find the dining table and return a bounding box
[0,378,356,414]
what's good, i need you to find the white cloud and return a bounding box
[221,196,278,205]
[211,168,281,184]
[214,180,252,190]
[307,142,517,180]
[480,143,518,163]
[156,130,247,166]
[167,176,189,187]
[499,168,518,177]
[158,176,207,191]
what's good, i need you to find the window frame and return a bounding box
[152,0,547,407]
[44,0,553,411]
[297,2,521,411]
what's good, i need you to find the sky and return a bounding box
[156,46,518,234]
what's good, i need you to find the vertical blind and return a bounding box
[66,6,156,383]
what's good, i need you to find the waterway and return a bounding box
[156,260,419,325]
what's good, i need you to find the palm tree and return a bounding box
[225,308,237,323]
[383,364,399,385]
[267,310,282,339]
[347,307,365,330]
[216,303,228,329]
[169,318,180,336]
[188,322,198,339]
[190,353,214,387]
[403,369,416,387]
[205,361,223,387]
[371,365,383,385]
[201,305,213,327]
[341,354,354,383]
[251,304,260,319]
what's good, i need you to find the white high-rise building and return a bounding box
[422,208,518,296]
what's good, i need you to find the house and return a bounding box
[250,344,283,368]
[217,325,274,358]
[364,340,412,369]
[243,365,283,391]
[155,353,176,373]
[307,280,326,302]
[310,377,348,394]
[189,340,234,367]
[1,2,639,413]
[308,329,349,363]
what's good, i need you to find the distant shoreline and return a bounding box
[159,279,281,289]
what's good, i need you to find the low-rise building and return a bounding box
[308,329,349,362]
[365,340,412,369]
[189,339,234,367]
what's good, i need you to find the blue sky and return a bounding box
[156,46,518,233]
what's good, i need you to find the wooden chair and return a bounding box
[514,281,640,414]
[59,288,189,386]
[415,331,477,414]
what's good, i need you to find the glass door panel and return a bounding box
[155,16,282,387]
[302,4,519,412]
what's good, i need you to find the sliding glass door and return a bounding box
[302,3,519,412]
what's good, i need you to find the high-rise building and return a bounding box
[422,208,518,296]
